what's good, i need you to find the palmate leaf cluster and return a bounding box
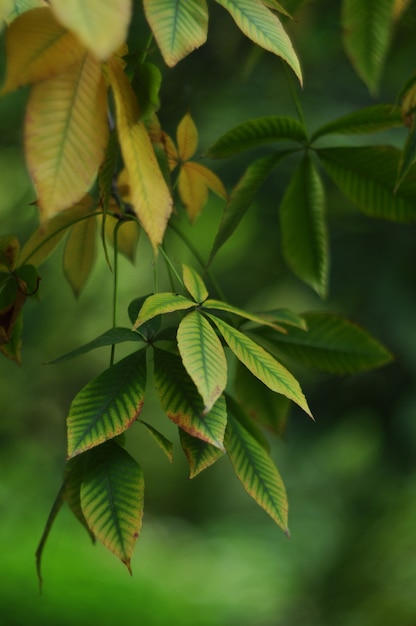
[0,0,411,583]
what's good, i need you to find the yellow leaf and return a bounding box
[1,7,85,94]
[178,162,227,222]
[104,215,140,262]
[25,52,109,220]
[177,112,198,161]
[1,0,46,26]
[189,162,228,198]
[63,215,97,296]
[161,132,179,170]
[49,0,132,60]
[107,58,172,252]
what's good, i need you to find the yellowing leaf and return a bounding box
[1,7,85,94]
[143,0,209,67]
[178,162,227,222]
[1,0,47,26]
[161,132,179,170]
[104,215,140,263]
[63,215,97,296]
[49,0,132,60]
[25,53,109,219]
[177,112,198,161]
[107,58,172,252]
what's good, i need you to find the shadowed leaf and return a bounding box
[48,327,143,364]
[179,429,225,477]
[140,421,173,462]
[63,215,97,297]
[311,104,403,141]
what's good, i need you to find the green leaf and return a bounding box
[132,62,162,121]
[48,328,144,364]
[261,0,293,19]
[256,311,393,374]
[179,429,225,478]
[63,215,97,297]
[207,117,306,158]
[280,154,328,298]
[0,310,23,364]
[226,392,271,452]
[64,456,95,543]
[182,264,209,303]
[342,0,395,94]
[208,151,293,262]
[225,413,289,533]
[317,146,416,222]
[128,295,162,339]
[203,298,287,332]
[132,292,195,329]
[246,308,307,330]
[177,310,227,413]
[143,0,209,67]
[396,117,416,190]
[67,350,147,458]
[80,441,144,573]
[214,0,301,83]
[207,314,312,417]
[311,104,403,141]
[140,421,173,462]
[153,347,227,449]
[234,362,290,437]
[0,235,20,271]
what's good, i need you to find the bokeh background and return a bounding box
[1,1,416,624]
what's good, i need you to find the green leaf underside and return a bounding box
[255,311,393,374]
[207,117,306,158]
[48,328,144,364]
[80,441,144,573]
[132,292,195,329]
[225,413,289,533]
[396,117,416,190]
[203,299,287,332]
[207,314,312,417]
[153,348,227,449]
[140,421,173,462]
[67,350,147,458]
[182,263,209,303]
[208,151,293,263]
[248,308,307,330]
[214,0,301,83]
[226,392,271,452]
[311,104,403,141]
[64,456,95,542]
[280,155,328,298]
[179,428,225,478]
[234,363,290,437]
[177,310,227,413]
[317,146,416,222]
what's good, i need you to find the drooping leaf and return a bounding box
[49,0,132,60]
[178,162,227,222]
[280,154,328,298]
[214,0,301,83]
[311,104,403,141]
[226,392,271,451]
[128,294,162,340]
[80,440,144,573]
[177,112,198,161]
[140,421,173,462]
[317,146,416,222]
[207,117,306,158]
[225,412,289,533]
[2,0,47,26]
[19,197,95,266]
[177,310,227,413]
[182,264,209,303]
[132,292,195,329]
[342,0,396,94]
[48,327,143,364]
[207,314,312,417]
[255,311,393,375]
[179,428,225,478]
[143,0,209,67]
[25,53,108,219]
[203,299,287,332]
[0,235,20,271]
[107,58,172,252]
[67,349,147,458]
[153,347,227,449]
[64,456,95,542]
[261,0,293,19]
[396,117,416,190]
[247,308,307,330]
[208,151,293,263]
[1,7,84,94]
[63,215,97,297]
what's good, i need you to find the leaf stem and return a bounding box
[110,221,122,366]
[282,61,307,136]
[158,245,185,290]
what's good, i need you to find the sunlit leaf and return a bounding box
[317,146,416,222]
[207,117,306,158]
[107,58,172,252]
[2,0,47,26]
[178,162,227,222]
[182,264,209,303]
[207,314,312,417]
[225,413,289,533]
[179,429,225,478]
[143,0,209,67]
[177,112,198,161]
[140,421,173,462]
[342,0,395,94]
[214,0,301,83]
[153,347,227,449]
[203,299,287,332]
[132,292,195,329]
[256,311,394,374]
[177,310,227,413]
[280,154,328,298]
[64,456,95,542]
[49,0,132,60]
[25,53,108,219]
[67,349,147,458]
[63,215,97,296]
[80,440,144,573]
[48,327,143,364]
[1,7,84,94]
[311,104,403,141]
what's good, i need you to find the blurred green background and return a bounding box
[2,1,416,624]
